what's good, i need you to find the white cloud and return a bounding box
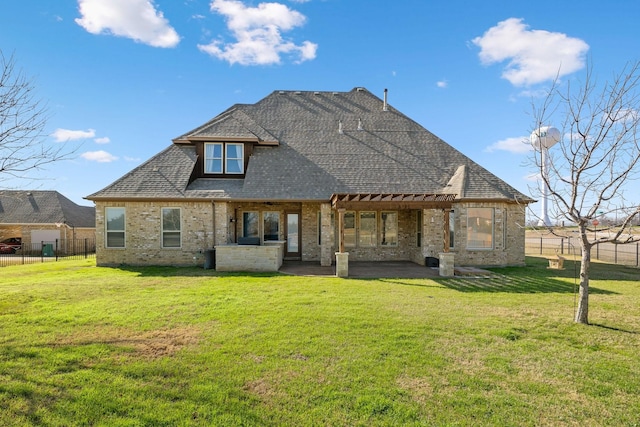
[94,137,111,144]
[472,18,589,86]
[51,128,96,142]
[485,136,532,154]
[198,0,317,65]
[75,0,180,48]
[81,150,119,163]
[436,80,448,88]
[124,156,142,162]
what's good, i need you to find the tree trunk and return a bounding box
[575,240,591,324]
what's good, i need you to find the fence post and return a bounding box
[561,237,564,255]
[540,237,543,255]
[84,238,88,259]
[614,243,617,264]
[596,242,599,260]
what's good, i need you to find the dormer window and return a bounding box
[204,142,244,174]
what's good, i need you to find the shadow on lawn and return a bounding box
[432,257,619,294]
[432,274,615,295]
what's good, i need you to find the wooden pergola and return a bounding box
[330,193,457,254]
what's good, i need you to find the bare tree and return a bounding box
[0,50,70,185]
[530,62,640,325]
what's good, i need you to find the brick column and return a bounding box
[320,203,332,266]
[214,202,230,245]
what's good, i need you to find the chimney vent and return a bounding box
[357,118,363,131]
[338,120,344,134]
[383,88,388,111]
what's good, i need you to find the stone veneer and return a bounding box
[215,242,284,272]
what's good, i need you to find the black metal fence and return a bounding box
[0,238,96,267]
[526,236,640,267]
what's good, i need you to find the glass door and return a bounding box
[285,212,301,259]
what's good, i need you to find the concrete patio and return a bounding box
[278,261,494,278]
[279,261,442,279]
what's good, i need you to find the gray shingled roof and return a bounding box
[88,87,532,203]
[0,190,95,227]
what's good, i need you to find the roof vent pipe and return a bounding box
[357,118,363,131]
[383,88,388,111]
[338,120,344,134]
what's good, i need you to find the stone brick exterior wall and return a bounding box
[94,199,526,268]
[407,203,526,267]
[448,202,526,267]
[95,201,214,266]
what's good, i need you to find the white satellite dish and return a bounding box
[530,126,561,150]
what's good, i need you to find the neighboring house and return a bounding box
[0,190,96,250]
[87,87,533,270]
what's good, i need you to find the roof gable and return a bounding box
[173,108,278,145]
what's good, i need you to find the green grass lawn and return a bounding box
[1,257,639,426]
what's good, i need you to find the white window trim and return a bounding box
[204,142,244,175]
[161,207,182,249]
[204,142,223,174]
[105,207,125,249]
[225,143,244,175]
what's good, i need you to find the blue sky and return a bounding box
[2,0,640,211]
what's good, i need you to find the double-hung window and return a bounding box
[204,143,244,174]
[162,208,181,248]
[204,143,223,173]
[467,207,493,249]
[105,207,125,248]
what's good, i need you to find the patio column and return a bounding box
[335,208,349,277]
[320,203,332,266]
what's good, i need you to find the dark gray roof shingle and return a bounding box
[88,87,532,203]
[0,190,95,227]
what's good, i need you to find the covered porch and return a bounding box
[327,193,457,277]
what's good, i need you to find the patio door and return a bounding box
[285,212,301,259]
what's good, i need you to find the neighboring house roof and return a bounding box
[0,190,96,227]
[87,87,533,203]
